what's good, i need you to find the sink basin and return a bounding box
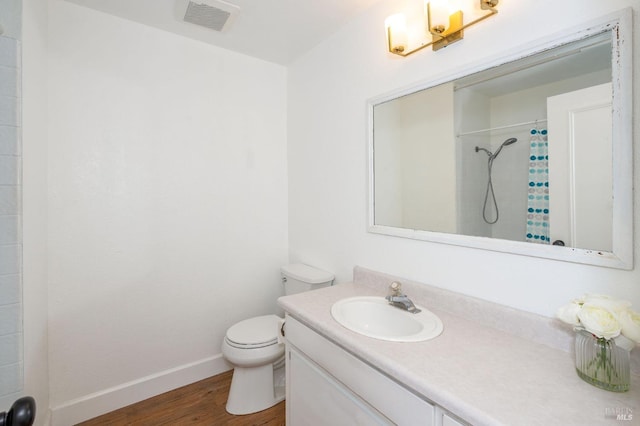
[330,296,443,342]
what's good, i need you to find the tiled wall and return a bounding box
[0,35,22,406]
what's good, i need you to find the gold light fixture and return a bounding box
[386,0,499,56]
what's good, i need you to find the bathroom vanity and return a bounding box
[278,267,639,425]
[286,315,462,425]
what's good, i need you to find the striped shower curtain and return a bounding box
[525,128,550,244]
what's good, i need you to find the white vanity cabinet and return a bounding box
[287,344,394,425]
[285,315,458,425]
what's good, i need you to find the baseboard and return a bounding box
[50,354,232,426]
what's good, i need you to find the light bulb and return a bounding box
[428,0,450,33]
[385,14,409,53]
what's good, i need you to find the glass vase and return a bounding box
[574,328,630,392]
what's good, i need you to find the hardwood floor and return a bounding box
[77,371,285,425]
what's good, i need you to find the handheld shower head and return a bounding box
[475,137,517,158]
[476,136,518,225]
[492,137,518,158]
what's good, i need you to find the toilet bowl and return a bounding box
[222,263,334,415]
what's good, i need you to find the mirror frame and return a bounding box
[367,9,633,269]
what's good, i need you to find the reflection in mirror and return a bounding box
[369,12,632,269]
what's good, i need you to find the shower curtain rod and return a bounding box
[457,118,547,137]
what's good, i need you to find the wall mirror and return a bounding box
[367,10,633,269]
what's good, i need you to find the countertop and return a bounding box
[278,280,640,426]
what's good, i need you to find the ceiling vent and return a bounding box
[179,0,240,32]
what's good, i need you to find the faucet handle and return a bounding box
[390,281,402,295]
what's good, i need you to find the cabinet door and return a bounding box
[288,346,393,426]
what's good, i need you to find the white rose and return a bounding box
[556,302,581,326]
[582,294,630,313]
[577,303,621,339]
[618,309,640,344]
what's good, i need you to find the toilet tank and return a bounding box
[281,263,334,295]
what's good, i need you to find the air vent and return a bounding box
[181,0,239,32]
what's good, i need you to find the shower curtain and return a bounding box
[525,128,549,244]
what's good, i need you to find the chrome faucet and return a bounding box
[385,281,421,314]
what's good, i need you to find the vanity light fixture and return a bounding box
[385,0,499,56]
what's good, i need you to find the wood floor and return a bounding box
[77,371,285,425]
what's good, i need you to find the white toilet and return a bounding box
[221,263,334,415]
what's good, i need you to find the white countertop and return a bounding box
[278,280,640,426]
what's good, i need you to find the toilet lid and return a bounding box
[226,314,281,346]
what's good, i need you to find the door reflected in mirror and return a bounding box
[369,12,633,269]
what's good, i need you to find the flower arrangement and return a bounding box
[557,294,639,392]
[557,294,640,344]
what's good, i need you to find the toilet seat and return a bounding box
[225,337,278,349]
[225,314,281,349]
[222,314,285,368]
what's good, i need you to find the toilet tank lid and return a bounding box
[281,263,334,284]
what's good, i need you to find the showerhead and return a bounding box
[492,137,518,158]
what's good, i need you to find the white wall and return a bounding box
[46,2,287,423]
[374,83,456,232]
[22,0,50,423]
[373,101,403,227]
[400,83,456,232]
[288,0,640,317]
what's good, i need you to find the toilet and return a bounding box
[221,263,334,415]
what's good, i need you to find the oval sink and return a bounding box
[331,296,443,342]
